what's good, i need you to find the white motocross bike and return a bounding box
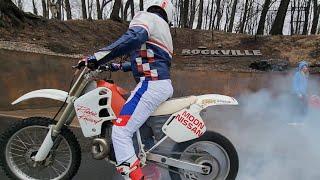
[0,64,239,180]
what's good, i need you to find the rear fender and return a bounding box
[12,89,69,105]
[193,94,238,110]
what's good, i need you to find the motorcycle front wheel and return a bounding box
[169,131,239,180]
[0,117,81,180]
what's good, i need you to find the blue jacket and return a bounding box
[94,12,173,82]
[292,61,309,96]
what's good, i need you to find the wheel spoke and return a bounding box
[23,131,36,145]
[9,152,25,157]
[10,147,26,152]
[54,159,68,170]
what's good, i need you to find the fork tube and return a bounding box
[52,69,89,137]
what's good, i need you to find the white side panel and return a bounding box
[195,94,238,109]
[12,89,68,105]
[74,87,116,137]
[162,109,206,143]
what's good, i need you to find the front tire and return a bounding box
[169,131,239,180]
[0,117,81,180]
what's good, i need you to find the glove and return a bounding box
[110,63,121,72]
[86,55,99,70]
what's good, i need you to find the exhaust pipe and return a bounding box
[91,138,109,160]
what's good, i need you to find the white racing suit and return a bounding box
[92,11,173,179]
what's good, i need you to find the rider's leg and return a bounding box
[112,80,173,179]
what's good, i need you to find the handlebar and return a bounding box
[72,62,110,72]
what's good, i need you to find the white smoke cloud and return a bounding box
[205,73,320,180]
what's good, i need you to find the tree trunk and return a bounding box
[32,0,38,15]
[214,0,222,30]
[196,0,204,29]
[130,0,134,19]
[41,0,47,18]
[311,0,320,34]
[124,0,130,20]
[228,0,238,32]
[290,2,295,35]
[302,0,312,35]
[212,0,221,29]
[239,0,249,33]
[56,0,62,20]
[257,0,271,35]
[110,0,122,21]
[189,0,196,28]
[270,0,290,35]
[139,0,143,11]
[65,0,72,19]
[81,0,87,19]
[181,0,190,28]
[295,0,302,34]
[204,0,210,29]
[209,0,214,30]
[96,0,102,19]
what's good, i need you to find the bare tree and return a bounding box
[302,0,312,35]
[204,0,210,29]
[81,0,87,19]
[311,0,320,34]
[270,0,290,35]
[189,0,197,28]
[239,0,250,33]
[110,0,122,21]
[196,0,204,29]
[181,0,190,28]
[42,0,49,18]
[139,0,143,10]
[97,0,111,20]
[208,0,214,29]
[32,0,38,15]
[295,0,302,34]
[65,0,72,19]
[87,0,94,20]
[124,0,134,21]
[213,0,222,30]
[228,0,238,32]
[257,0,272,35]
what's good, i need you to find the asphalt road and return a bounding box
[0,116,123,180]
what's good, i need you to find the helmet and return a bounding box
[146,0,174,24]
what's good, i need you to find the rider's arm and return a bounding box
[93,12,154,66]
[94,26,149,65]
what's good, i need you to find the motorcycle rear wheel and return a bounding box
[169,131,238,180]
[0,117,81,180]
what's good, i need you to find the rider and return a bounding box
[80,0,174,179]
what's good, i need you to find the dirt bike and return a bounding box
[0,63,239,180]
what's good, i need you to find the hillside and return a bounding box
[1,19,319,72]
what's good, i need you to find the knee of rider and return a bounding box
[112,126,131,141]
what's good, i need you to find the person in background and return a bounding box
[290,61,309,125]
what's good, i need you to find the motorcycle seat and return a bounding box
[151,96,197,116]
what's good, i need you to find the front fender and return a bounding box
[12,89,68,105]
[195,94,238,109]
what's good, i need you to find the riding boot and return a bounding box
[116,156,144,180]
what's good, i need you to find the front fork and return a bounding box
[33,69,88,162]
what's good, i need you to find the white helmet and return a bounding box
[146,0,174,24]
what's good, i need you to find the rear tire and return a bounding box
[169,131,238,180]
[0,117,81,180]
